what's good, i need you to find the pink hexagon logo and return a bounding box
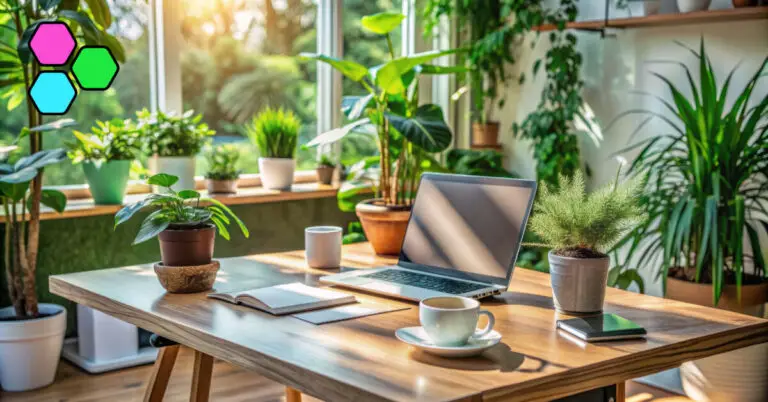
[30,22,76,66]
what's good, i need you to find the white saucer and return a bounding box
[395,326,502,358]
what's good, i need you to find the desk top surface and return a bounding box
[50,243,768,402]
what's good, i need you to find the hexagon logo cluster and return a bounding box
[28,22,119,115]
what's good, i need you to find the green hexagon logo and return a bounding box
[71,46,119,90]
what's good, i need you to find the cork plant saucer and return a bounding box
[153,260,220,293]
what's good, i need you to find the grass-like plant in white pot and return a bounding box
[69,119,140,205]
[529,171,643,314]
[204,144,241,194]
[137,109,214,192]
[247,107,299,190]
[114,173,249,293]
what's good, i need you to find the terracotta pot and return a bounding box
[154,260,220,293]
[666,275,768,402]
[471,122,500,147]
[316,166,335,185]
[355,199,411,256]
[207,179,238,194]
[732,0,758,7]
[158,225,216,266]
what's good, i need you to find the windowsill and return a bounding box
[0,182,339,223]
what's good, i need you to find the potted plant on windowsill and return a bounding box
[614,40,768,401]
[316,154,336,185]
[114,173,249,293]
[137,109,214,192]
[529,171,643,314]
[301,12,460,255]
[247,107,299,190]
[204,144,241,194]
[68,119,140,205]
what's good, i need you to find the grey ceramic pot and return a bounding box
[548,251,610,314]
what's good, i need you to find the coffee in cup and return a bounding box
[419,296,495,347]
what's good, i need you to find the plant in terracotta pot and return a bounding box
[114,174,249,293]
[204,144,241,194]
[137,109,215,192]
[614,41,768,400]
[68,119,141,205]
[316,154,336,185]
[247,107,299,190]
[301,11,460,255]
[529,170,643,314]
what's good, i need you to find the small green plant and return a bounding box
[247,107,300,159]
[136,109,215,157]
[68,119,141,164]
[529,170,643,258]
[114,174,249,245]
[446,149,517,177]
[318,154,335,168]
[205,144,241,181]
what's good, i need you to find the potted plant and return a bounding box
[677,0,711,13]
[529,170,643,314]
[316,153,336,185]
[446,149,517,177]
[68,119,140,205]
[204,144,241,194]
[301,12,460,255]
[247,107,299,190]
[114,174,249,292]
[615,41,768,401]
[137,109,214,192]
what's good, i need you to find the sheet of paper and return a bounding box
[293,300,410,325]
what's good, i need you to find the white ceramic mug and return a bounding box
[419,296,495,347]
[305,226,342,268]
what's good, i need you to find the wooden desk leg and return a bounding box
[144,345,180,402]
[616,382,626,402]
[285,387,302,402]
[190,350,214,402]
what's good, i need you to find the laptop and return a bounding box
[320,173,537,301]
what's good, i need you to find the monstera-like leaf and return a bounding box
[386,104,452,153]
[361,12,405,35]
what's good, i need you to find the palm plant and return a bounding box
[247,107,300,159]
[614,40,768,305]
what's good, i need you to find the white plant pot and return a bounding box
[149,156,196,192]
[677,0,711,12]
[548,251,610,314]
[76,305,138,363]
[681,342,768,401]
[258,157,295,190]
[0,303,66,392]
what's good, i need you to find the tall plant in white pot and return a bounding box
[247,107,299,190]
[137,109,214,192]
[529,171,643,314]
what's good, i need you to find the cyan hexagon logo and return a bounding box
[29,72,76,115]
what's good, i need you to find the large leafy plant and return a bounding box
[614,40,768,305]
[301,11,461,207]
[136,109,215,157]
[114,174,249,245]
[246,107,300,159]
[68,119,140,164]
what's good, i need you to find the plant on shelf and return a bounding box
[68,119,141,205]
[246,107,300,190]
[529,170,643,313]
[316,153,336,185]
[300,11,461,255]
[204,144,241,194]
[0,0,125,392]
[136,109,215,192]
[446,149,517,178]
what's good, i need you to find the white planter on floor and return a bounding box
[258,157,295,190]
[77,305,138,363]
[677,0,711,12]
[681,342,768,402]
[0,303,66,392]
[149,155,196,192]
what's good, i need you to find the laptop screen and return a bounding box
[398,174,536,286]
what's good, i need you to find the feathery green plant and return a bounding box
[247,107,300,159]
[205,144,241,181]
[529,170,643,257]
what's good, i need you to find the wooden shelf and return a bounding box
[534,6,768,31]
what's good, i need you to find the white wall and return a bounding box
[498,0,768,295]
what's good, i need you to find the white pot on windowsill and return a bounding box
[258,157,295,190]
[677,0,711,12]
[149,155,196,192]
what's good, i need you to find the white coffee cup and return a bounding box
[419,296,495,347]
[305,226,342,268]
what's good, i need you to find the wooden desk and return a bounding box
[50,243,768,402]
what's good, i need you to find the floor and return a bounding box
[2,347,688,402]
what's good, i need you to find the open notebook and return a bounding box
[208,282,357,315]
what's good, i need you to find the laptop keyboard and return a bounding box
[360,270,487,294]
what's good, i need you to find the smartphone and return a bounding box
[556,314,646,342]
